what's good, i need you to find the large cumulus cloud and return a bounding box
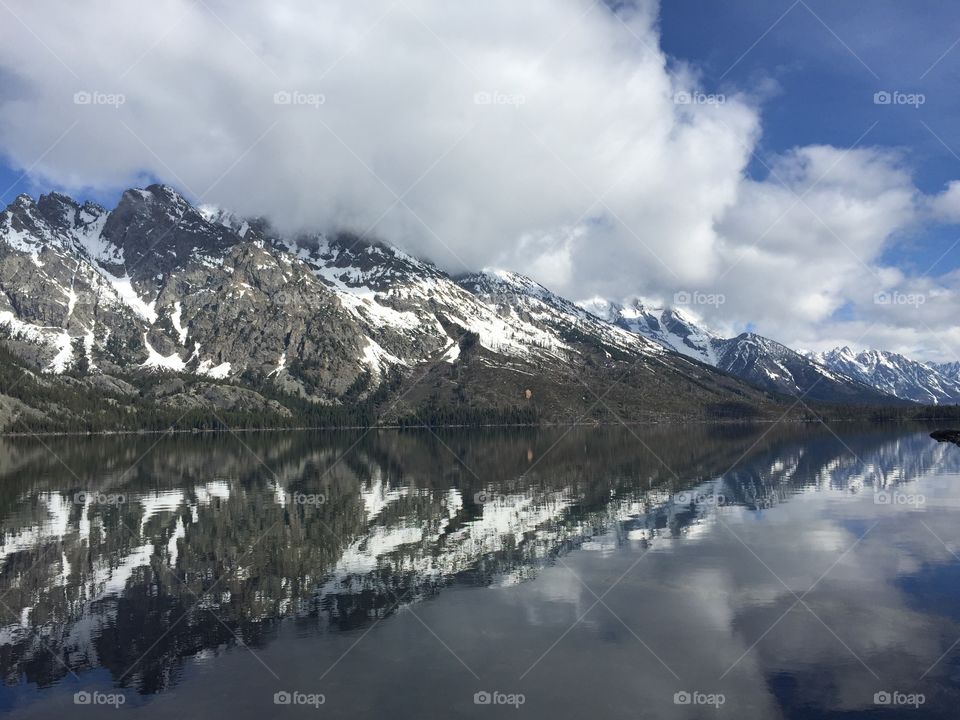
[0,0,957,359]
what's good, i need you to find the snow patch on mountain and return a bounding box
[197,359,232,379]
[361,338,407,373]
[48,331,73,373]
[142,335,186,372]
[88,267,158,323]
[171,302,188,345]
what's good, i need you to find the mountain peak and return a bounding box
[36,192,81,230]
[144,183,189,201]
[100,185,239,279]
[8,193,36,211]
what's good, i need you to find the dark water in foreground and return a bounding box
[1,423,960,718]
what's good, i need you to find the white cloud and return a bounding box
[928,180,960,222]
[0,0,957,359]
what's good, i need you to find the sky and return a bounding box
[0,0,959,361]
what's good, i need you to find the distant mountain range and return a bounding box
[808,347,960,405]
[580,299,899,404]
[0,185,951,430]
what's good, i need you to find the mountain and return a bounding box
[710,333,896,404]
[0,185,793,431]
[932,361,960,382]
[456,270,660,360]
[811,347,960,405]
[579,298,718,364]
[581,299,891,404]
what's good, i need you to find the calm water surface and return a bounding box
[2,424,960,718]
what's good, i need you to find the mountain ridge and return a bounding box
[579,299,896,404]
[810,347,960,405]
[0,184,952,432]
[0,184,802,430]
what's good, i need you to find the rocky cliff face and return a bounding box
[0,185,894,430]
[0,186,371,400]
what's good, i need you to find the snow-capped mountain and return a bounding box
[811,347,960,404]
[579,298,719,364]
[456,271,661,359]
[712,334,891,403]
[932,361,960,382]
[0,185,791,428]
[581,299,890,404]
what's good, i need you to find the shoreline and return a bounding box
[0,416,939,439]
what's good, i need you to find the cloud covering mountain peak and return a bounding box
[0,0,958,359]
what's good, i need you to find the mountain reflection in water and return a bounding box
[2,424,960,718]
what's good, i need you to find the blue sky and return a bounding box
[659,0,960,274]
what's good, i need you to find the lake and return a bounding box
[1,423,960,718]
